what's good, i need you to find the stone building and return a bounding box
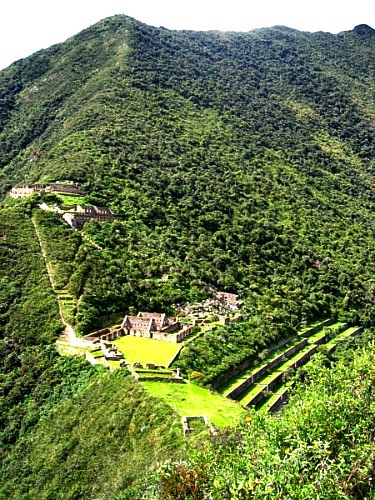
[10,182,85,198]
[85,311,193,344]
[121,312,177,337]
[61,205,116,229]
[120,311,193,342]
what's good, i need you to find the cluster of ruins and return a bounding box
[38,202,117,229]
[177,290,243,325]
[10,182,117,229]
[120,312,194,341]
[95,341,124,361]
[60,205,116,229]
[10,182,85,198]
[85,311,194,344]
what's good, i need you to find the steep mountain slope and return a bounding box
[1,15,374,376]
[0,16,374,497]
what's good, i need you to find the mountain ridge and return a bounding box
[0,15,374,498]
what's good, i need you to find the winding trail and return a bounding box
[31,215,89,347]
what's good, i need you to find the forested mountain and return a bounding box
[0,15,374,498]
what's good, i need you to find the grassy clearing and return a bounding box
[142,381,247,428]
[56,194,89,206]
[114,336,181,367]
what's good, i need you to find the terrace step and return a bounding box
[220,318,335,400]
[224,337,308,400]
[325,326,363,352]
[260,325,363,412]
[219,320,363,413]
[298,317,336,338]
[266,387,290,413]
[303,321,348,345]
[240,344,317,407]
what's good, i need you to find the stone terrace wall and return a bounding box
[300,318,336,338]
[211,335,296,391]
[268,389,290,413]
[227,338,308,400]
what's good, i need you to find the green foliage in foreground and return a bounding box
[0,368,185,499]
[158,336,375,499]
[142,380,246,428]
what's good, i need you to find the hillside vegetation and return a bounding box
[1,17,374,378]
[0,15,374,498]
[159,336,375,499]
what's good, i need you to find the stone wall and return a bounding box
[10,183,85,198]
[84,328,110,339]
[245,371,285,408]
[211,335,296,391]
[300,317,336,338]
[62,212,116,229]
[268,388,290,413]
[97,310,127,327]
[182,415,217,436]
[326,326,363,354]
[292,345,318,369]
[84,327,124,342]
[100,329,123,341]
[160,322,180,334]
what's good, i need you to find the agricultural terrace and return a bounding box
[142,381,247,428]
[56,194,89,206]
[114,336,181,367]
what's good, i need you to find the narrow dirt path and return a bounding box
[31,215,82,344]
[81,231,103,250]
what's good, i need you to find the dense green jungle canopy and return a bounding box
[0,15,374,498]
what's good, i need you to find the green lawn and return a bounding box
[299,318,327,334]
[325,326,361,349]
[142,381,247,428]
[114,336,182,367]
[56,194,89,206]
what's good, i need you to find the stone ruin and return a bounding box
[182,415,217,436]
[177,289,243,324]
[10,182,85,198]
[120,312,193,343]
[84,311,194,348]
[100,341,124,361]
[61,205,117,229]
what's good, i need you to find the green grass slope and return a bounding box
[0,207,184,498]
[0,369,184,499]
